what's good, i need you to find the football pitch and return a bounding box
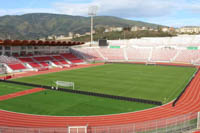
[0,63,197,116]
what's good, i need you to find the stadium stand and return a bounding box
[52,55,65,60]
[39,62,50,67]
[0,53,82,72]
[59,60,69,65]
[151,48,178,62]
[73,48,104,61]
[98,48,125,60]
[61,53,84,64]
[7,63,26,70]
[28,62,41,68]
[174,50,200,63]
[18,57,35,63]
[126,47,151,61]
[52,60,61,65]
[0,55,21,64]
[51,56,69,65]
[33,56,53,62]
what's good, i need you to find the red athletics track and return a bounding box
[0,88,44,101]
[0,63,200,128]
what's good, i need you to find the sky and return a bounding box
[1,0,200,27]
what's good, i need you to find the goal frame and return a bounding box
[55,81,75,90]
[68,126,87,133]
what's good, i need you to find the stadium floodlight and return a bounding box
[88,5,98,47]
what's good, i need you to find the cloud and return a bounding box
[1,0,200,18]
[53,3,89,16]
[53,0,200,18]
[53,0,179,18]
[1,0,200,26]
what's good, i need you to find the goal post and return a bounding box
[68,126,87,133]
[55,81,75,90]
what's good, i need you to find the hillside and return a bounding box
[0,13,162,40]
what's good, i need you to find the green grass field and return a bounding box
[0,82,33,96]
[0,89,156,116]
[12,64,196,102]
[0,64,196,116]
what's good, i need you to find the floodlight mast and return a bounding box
[88,6,98,47]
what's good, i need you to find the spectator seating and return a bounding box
[194,59,200,65]
[126,48,150,61]
[151,48,178,62]
[74,48,104,61]
[0,53,86,72]
[52,56,65,60]
[18,57,35,63]
[70,59,84,63]
[174,50,200,63]
[28,62,41,68]
[0,55,21,64]
[33,56,53,62]
[8,63,26,70]
[40,62,50,67]
[52,61,61,65]
[98,48,125,60]
[59,60,69,65]
[61,53,84,63]
[51,56,69,65]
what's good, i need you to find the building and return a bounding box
[162,27,170,32]
[56,35,72,41]
[131,26,140,32]
[105,27,123,32]
[176,26,200,33]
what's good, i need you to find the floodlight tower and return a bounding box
[88,6,98,47]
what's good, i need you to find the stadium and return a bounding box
[0,35,200,133]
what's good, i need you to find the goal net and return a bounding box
[55,81,75,90]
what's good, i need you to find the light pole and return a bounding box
[88,6,98,47]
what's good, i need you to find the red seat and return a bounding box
[8,63,26,70]
[52,56,65,60]
[19,58,34,62]
[61,53,77,59]
[40,62,49,67]
[69,59,84,63]
[29,62,41,68]
[60,60,68,65]
[52,61,60,65]
[34,56,53,62]
[61,53,83,63]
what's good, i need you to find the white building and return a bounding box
[177,26,200,33]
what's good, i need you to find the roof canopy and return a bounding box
[0,40,84,46]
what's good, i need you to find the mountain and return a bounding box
[0,13,162,40]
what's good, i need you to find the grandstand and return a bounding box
[1,35,200,133]
[73,35,200,65]
[0,40,85,73]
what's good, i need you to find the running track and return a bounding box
[0,63,200,129]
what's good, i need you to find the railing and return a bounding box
[90,112,198,133]
[0,112,198,133]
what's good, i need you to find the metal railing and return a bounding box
[0,112,198,133]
